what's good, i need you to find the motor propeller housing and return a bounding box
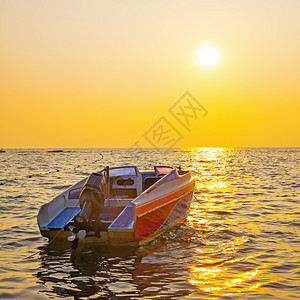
[75,172,106,229]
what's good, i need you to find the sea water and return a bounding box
[0,148,299,299]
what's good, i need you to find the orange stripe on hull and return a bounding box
[136,180,195,217]
[134,198,180,240]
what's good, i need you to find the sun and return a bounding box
[197,47,219,67]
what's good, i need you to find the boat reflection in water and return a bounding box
[35,239,197,299]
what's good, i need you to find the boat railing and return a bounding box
[131,167,180,205]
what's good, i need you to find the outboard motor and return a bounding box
[75,172,106,231]
[68,172,106,249]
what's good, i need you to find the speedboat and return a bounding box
[37,165,195,247]
[0,149,5,153]
[46,149,63,153]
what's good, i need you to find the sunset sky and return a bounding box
[1,0,299,148]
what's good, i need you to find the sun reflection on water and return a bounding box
[188,248,262,295]
[184,148,265,296]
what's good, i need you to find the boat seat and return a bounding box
[46,207,81,229]
[143,177,161,191]
[45,206,125,229]
[109,206,134,230]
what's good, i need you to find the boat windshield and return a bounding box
[109,167,137,177]
[155,166,173,176]
[167,170,179,180]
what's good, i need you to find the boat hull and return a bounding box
[134,188,194,241]
[40,229,139,246]
[39,189,194,246]
[137,189,194,245]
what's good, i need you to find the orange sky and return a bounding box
[1,0,299,148]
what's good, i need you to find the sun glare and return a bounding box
[198,47,219,67]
